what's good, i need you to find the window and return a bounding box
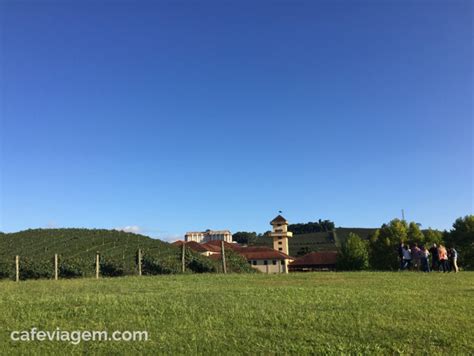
[278,248,282,251]
[278,237,282,240]
[272,260,277,265]
[252,261,257,265]
[264,260,268,265]
[278,241,282,245]
[248,261,252,264]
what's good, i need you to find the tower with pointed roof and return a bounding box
[269,215,293,256]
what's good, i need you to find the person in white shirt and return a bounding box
[402,245,412,270]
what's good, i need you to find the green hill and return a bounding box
[0,229,252,279]
[333,227,378,241]
[0,228,170,260]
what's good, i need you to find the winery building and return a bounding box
[184,230,232,243]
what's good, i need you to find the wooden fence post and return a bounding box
[138,249,142,276]
[54,254,58,280]
[95,252,100,279]
[15,255,19,282]
[221,241,227,274]
[181,243,186,273]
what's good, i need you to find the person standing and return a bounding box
[438,245,449,273]
[402,245,412,271]
[420,246,430,272]
[412,244,421,271]
[398,242,405,270]
[429,243,439,271]
[449,247,459,273]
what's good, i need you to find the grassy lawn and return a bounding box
[1,272,473,354]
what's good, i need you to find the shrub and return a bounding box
[19,258,53,280]
[142,255,180,275]
[225,250,257,273]
[59,258,91,278]
[187,256,217,273]
[0,260,13,279]
[219,249,256,273]
[99,257,127,277]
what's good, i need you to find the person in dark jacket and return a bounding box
[429,243,439,271]
[398,242,405,270]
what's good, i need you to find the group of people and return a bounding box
[398,243,459,273]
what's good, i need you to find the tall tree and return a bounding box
[337,233,369,270]
[369,219,408,270]
[407,222,424,244]
[423,228,443,245]
[445,215,474,270]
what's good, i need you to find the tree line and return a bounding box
[337,215,474,271]
[232,219,336,244]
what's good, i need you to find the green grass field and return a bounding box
[1,272,473,355]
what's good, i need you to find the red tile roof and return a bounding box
[190,240,292,260]
[176,239,293,261]
[172,240,212,253]
[238,248,291,261]
[290,251,338,266]
[200,241,224,252]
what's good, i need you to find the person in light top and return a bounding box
[420,246,430,272]
[448,247,459,273]
[401,245,412,270]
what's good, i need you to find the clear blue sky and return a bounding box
[1,0,472,239]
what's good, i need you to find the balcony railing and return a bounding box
[269,231,293,238]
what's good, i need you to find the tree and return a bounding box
[407,222,424,244]
[423,228,443,245]
[368,219,408,270]
[232,231,257,245]
[382,219,408,242]
[337,233,369,270]
[288,219,335,234]
[445,215,474,270]
[447,215,474,246]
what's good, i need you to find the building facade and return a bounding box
[243,249,292,274]
[174,240,293,274]
[269,215,293,255]
[184,229,232,243]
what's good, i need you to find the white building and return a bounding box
[184,229,232,243]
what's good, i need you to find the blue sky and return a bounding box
[0,0,472,239]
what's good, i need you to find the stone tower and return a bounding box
[269,215,293,255]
